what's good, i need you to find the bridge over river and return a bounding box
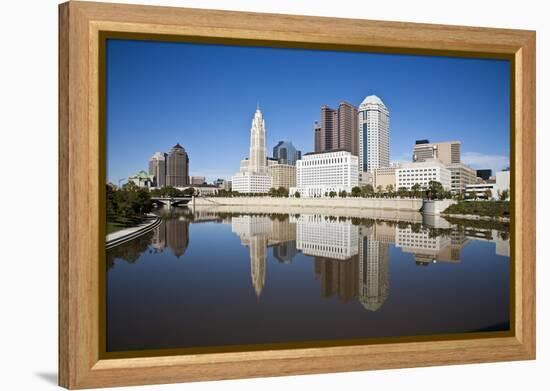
[151,196,193,207]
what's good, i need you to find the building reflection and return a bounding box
[273,241,298,264]
[394,226,473,265]
[296,215,389,311]
[295,214,358,260]
[231,216,294,298]
[222,212,507,309]
[357,225,390,311]
[150,217,190,258]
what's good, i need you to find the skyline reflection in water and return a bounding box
[106,208,510,353]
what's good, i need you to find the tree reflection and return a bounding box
[106,230,154,269]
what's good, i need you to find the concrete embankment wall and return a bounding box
[421,199,457,215]
[194,197,423,211]
[106,215,161,249]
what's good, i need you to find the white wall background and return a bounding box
[0,0,547,389]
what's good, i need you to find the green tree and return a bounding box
[411,183,422,198]
[329,191,337,198]
[182,187,195,196]
[427,181,444,200]
[484,189,493,200]
[361,184,374,197]
[351,186,361,197]
[397,187,409,198]
[294,191,301,198]
[498,189,509,201]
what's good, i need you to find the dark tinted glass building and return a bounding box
[476,169,493,180]
[166,143,189,187]
[273,140,301,165]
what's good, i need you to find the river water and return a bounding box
[106,207,510,353]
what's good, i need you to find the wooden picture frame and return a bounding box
[59,1,536,389]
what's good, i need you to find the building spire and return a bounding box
[256,101,260,111]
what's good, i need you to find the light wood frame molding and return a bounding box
[59,1,536,389]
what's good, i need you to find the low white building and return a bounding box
[290,150,359,198]
[465,170,510,199]
[396,159,451,191]
[231,171,272,194]
[178,185,219,196]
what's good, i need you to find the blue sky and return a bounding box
[106,39,510,183]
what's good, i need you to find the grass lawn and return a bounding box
[443,201,510,218]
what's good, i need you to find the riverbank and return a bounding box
[194,196,423,211]
[441,213,510,223]
[192,204,424,223]
[442,200,509,218]
[106,214,161,249]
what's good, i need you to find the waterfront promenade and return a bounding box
[193,196,423,211]
[106,214,161,249]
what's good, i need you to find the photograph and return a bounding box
[104,38,512,354]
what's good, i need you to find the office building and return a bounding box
[465,170,510,199]
[273,140,301,165]
[214,178,231,190]
[290,150,359,198]
[476,169,493,180]
[358,95,390,179]
[269,164,296,190]
[148,152,167,187]
[316,101,358,155]
[373,165,400,189]
[413,140,461,165]
[447,163,477,193]
[166,143,189,187]
[314,121,322,152]
[190,176,206,185]
[396,159,452,190]
[338,101,359,155]
[232,107,273,193]
[319,105,338,151]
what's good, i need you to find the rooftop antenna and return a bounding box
[257,101,260,111]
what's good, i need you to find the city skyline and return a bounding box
[107,39,510,184]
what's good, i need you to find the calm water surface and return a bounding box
[106,207,510,352]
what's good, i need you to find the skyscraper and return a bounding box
[358,95,390,176]
[273,140,301,165]
[316,101,358,155]
[232,106,273,193]
[148,151,167,187]
[319,105,338,152]
[338,101,359,156]
[166,143,189,187]
[314,121,322,152]
[248,107,268,175]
